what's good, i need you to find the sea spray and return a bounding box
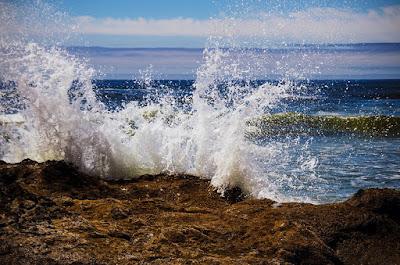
[0,0,324,202]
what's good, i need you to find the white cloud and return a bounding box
[75,5,400,43]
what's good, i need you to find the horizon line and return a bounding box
[66,42,400,50]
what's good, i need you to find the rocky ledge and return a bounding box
[0,160,399,265]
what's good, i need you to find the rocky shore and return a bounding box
[0,160,399,264]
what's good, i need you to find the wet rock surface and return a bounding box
[0,160,399,264]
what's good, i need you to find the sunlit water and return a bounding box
[0,1,399,203]
[95,79,400,202]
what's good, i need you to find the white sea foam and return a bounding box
[0,1,322,203]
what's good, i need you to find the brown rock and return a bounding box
[108,230,131,241]
[110,207,129,220]
[0,160,399,264]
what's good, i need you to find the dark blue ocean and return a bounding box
[94,79,400,115]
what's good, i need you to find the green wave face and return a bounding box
[109,111,400,138]
[246,113,400,138]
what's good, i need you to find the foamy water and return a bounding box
[2,1,399,203]
[0,1,324,203]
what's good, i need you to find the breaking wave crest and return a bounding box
[4,0,389,203]
[0,39,320,202]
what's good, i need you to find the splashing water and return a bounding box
[0,1,324,203]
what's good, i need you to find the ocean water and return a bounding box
[68,44,400,80]
[1,77,399,203]
[93,80,400,202]
[1,1,400,203]
[96,79,400,202]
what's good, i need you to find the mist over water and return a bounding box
[1,1,399,203]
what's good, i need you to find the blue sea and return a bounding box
[92,78,400,202]
[1,43,400,203]
[68,44,400,80]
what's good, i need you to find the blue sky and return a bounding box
[56,0,400,47]
[60,0,217,19]
[4,0,400,47]
[60,0,400,19]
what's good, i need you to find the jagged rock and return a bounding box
[0,160,399,264]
